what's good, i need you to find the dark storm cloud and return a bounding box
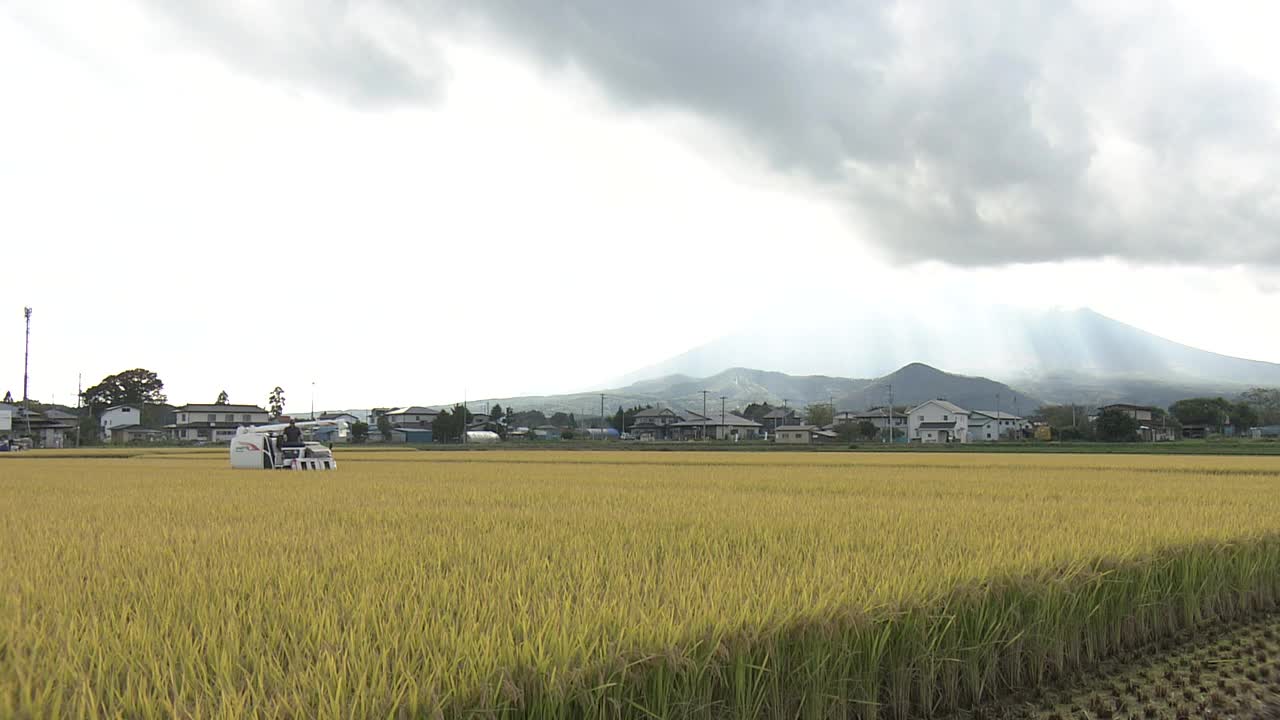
[154,1,1280,266]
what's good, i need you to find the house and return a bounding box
[168,404,270,443]
[1181,425,1211,439]
[110,425,166,443]
[761,408,801,432]
[629,407,685,441]
[667,411,764,441]
[390,427,433,444]
[1099,403,1177,441]
[836,407,909,439]
[532,425,562,441]
[908,400,971,443]
[318,411,360,424]
[383,406,440,428]
[774,425,837,444]
[1099,404,1156,422]
[13,408,76,448]
[101,405,142,441]
[967,410,1031,442]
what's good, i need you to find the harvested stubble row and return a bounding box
[2,451,1280,719]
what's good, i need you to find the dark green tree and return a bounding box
[490,403,503,421]
[215,390,229,405]
[268,387,286,419]
[856,420,879,440]
[1240,388,1280,426]
[2,391,12,403]
[804,403,833,427]
[739,402,775,424]
[1169,397,1233,430]
[82,369,167,415]
[377,414,394,442]
[349,421,369,444]
[1095,408,1140,442]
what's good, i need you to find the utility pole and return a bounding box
[701,390,709,440]
[22,307,32,438]
[886,383,894,444]
[720,395,726,440]
[600,393,605,431]
[76,373,82,448]
[995,392,1001,442]
[310,381,315,421]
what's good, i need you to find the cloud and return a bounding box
[143,0,446,106]
[144,1,1280,266]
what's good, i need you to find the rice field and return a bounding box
[3,449,1280,719]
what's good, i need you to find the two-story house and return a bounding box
[761,408,801,433]
[383,406,440,428]
[100,405,142,442]
[168,403,270,443]
[630,407,685,441]
[908,399,971,443]
[836,407,909,439]
[967,410,1031,442]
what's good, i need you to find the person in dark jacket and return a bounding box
[283,420,303,446]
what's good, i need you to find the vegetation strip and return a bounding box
[953,610,1280,719]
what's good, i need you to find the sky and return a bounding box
[2,1,1279,410]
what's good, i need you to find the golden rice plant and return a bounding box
[2,451,1279,718]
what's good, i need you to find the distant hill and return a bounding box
[617,307,1280,394]
[840,363,1042,413]
[463,364,1037,419]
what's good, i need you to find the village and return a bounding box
[1,392,1219,449]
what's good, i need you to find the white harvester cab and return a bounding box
[229,420,341,470]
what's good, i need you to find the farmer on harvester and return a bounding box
[283,419,303,447]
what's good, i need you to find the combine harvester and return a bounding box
[229,420,342,470]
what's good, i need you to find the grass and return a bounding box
[3,451,1280,718]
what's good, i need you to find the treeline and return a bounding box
[1035,388,1280,441]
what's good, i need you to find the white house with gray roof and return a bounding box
[967,410,1031,442]
[908,399,972,443]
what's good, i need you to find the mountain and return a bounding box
[464,364,1036,419]
[839,363,1042,413]
[616,307,1280,404]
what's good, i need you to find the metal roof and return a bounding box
[669,413,761,428]
[911,399,970,415]
[971,410,1024,421]
[917,421,958,429]
[177,404,268,413]
[386,406,439,416]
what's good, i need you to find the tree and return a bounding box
[268,387,286,419]
[349,421,369,444]
[740,402,775,424]
[612,405,626,432]
[215,390,229,405]
[490,404,503,422]
[804,403,833,427]
[1232,401,1259,431]
[856,420,879,440]
[377,414,394,442]
[1095,408,1140,442]
[1240,388,1280,426]
[82,369,167,415]
[548,411,571,427]
[2,391,11,403]
[1169,397,1232,430]
[511,409,549,428]
[1036,404,1089,431]
[568,412,578,429]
